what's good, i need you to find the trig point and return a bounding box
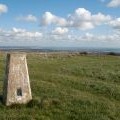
[3,53,32,106]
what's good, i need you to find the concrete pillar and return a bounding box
[3,53,32,106]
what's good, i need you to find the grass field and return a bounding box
[0,52,120,120]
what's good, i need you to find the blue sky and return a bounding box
[0,0,120,47]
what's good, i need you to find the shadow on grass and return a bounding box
[0,95,3,103]
[0,95,4,108]
[1,97,61,109]
[27,97,61,109]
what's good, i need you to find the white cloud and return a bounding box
[67,8,111,30]
[0,4,8,14]
[0,28,42,43]
[0,28,43,46]
[70,31,120,43]
[52,27,68,35]
[12,28,26,33]
[83,33,94,40]
[12,28,42,37]
[67,8,94,30]
[0,27,120,47]
[92,13,111,25]
[40,8,111,30]
[16,14,37,22]
[41,12,67,26]
[109,18,120,29]
[107,0,120,7]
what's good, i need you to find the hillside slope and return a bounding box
[0,53,120,120]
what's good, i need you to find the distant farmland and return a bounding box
[0,52,120,120]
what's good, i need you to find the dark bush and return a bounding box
[80,51,88,55]
[107,52,117,56]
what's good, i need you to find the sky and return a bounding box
[0,0,120,47]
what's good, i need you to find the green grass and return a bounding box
[0,53,120,120]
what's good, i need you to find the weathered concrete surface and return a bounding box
[3,53,32,106]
